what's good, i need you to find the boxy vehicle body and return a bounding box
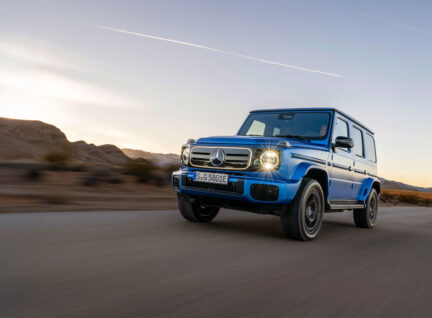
[172,108,380,240]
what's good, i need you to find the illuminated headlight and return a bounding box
[260,151,279,170]
[181,146,190,165]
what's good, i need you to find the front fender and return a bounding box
[290,162,329,183]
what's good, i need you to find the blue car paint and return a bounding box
[172,108,379,211]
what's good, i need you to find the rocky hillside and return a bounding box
[0,117,70,160]
[0,117,130,165]
[122,148,179,166]
[73,141,130,165]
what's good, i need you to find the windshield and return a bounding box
[238,112,331,140]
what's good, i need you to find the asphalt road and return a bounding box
[1,207,432,318]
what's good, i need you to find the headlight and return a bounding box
[260,150,279,170]
[181,146,190,165]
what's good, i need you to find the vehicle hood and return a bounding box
[196,135,326,149]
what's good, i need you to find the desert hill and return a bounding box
[72,141,130,165]
[0,117,70,160]
[122,148,179,166]
[0,117,130,165]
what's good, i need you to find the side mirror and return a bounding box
[334,136,354,149]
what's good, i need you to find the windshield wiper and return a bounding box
[275,134,311,141]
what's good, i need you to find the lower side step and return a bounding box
[328,200,365,211]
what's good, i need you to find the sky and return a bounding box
[0,0,431,187]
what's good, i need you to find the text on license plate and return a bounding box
[193,172,229,185]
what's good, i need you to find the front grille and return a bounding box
[190,146,252,170]
[182,175,244,195]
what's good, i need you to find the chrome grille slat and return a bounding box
[225,155,249,161]
[190,146,252,170]
[192,152,210,155]
[191,154,210,159]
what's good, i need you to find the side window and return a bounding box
[333,117,349,151]
[365,134,377,162]
[352,127,364,157]
[246,120,265,136]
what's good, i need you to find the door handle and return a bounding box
[348,166,353,172]
[364,170,367,175]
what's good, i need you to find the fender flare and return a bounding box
[358,177,380,202]
[291,162,329,197]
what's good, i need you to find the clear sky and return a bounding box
[1,0,431,187]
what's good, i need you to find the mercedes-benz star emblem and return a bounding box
[210,148,225,167]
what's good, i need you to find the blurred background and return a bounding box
[1,0,431,212]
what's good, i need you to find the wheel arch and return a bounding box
[372,180,381,194]
[302,167,329,200]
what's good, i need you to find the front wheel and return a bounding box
[353,188,378,228]
[281,178,325,241]
[177,194,219,223]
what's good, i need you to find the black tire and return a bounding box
[177,194,219,223]
[354,188,378,228]
[281,178,325,241]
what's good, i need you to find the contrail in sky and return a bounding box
[89,23,343,78]
[365,15,428,34]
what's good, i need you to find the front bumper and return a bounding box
[171,170,301,205]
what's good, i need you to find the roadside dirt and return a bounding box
[0,168,177,212]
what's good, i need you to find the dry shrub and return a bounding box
[122,158,172,185]
[81,168,123,186]
[107,176,124,184]
[25,168,43,181]
[44,151,70,166]
[43,191,70,204]
[123,158,156,182]
[381,189,432,207]
[397,193,420,204]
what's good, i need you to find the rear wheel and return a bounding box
[177,194,219,223]
[353,188,378,228]
[281,178,325,241]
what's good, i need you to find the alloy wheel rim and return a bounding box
[304,191,322,234]
[369,196,377,223]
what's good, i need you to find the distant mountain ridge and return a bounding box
[122,148,179,166]
[379,178,432,193]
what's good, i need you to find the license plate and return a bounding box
[193,171,229,185]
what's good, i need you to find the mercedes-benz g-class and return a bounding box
[172,108,380,241]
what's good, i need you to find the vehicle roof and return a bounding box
[250,107,374,135]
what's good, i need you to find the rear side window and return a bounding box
[365,133,377,162]
[352,127,364,157]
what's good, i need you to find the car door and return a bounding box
[350,125,367,200]
[328,116,355,199]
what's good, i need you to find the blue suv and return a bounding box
[172,108,380,241]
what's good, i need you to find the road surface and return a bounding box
[1,207,432,317]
